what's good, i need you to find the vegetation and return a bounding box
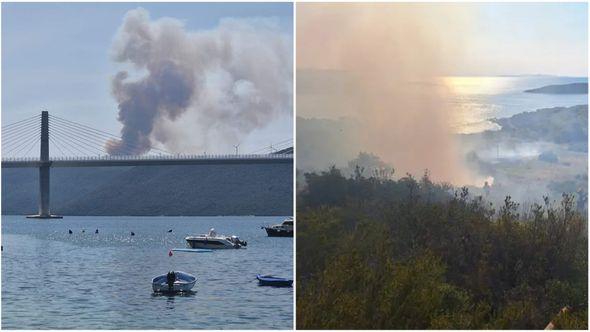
[2,164,293,216]
[297,165,587,329]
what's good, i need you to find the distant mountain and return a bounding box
[524,82,588,94]
[2,164,293,216]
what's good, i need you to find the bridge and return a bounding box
[1,111,293,218]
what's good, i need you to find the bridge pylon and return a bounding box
[26,111,62,219]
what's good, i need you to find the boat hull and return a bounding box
[264,227,293,237]
[185,238,240,249]
[152,271,196,293]
[256,274,293,287]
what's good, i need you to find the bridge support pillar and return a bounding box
[27,111,62,219]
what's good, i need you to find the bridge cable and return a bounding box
[49,115,131,151]
[248,139,293,154]
[2,129,40,154]
[50,114,173,155]
[48,135,67,157]
[1,115,41,134]
[49,122,110,155]
[50,114,124,140]
[3,129,40,157]
[49,117,130,154]
[2,122,39,138]
[1,119,42,139]
[1,122,41,139]
[2,132,39,158]
[47,127,95,157]
[22,136,40,157]
[248,138,293,154]
[49,118,141,156]
[2,131,40,151]
[49,134,77,157]
[49,116,120,144]
[52,114,174,156]
[49,121,139,155]
[1,114,40,130]
[49,127,106,157]
[10,135,39,158]
[271,141,293,150]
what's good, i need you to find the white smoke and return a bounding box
[108,8,292,155]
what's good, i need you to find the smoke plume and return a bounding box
[107,8,292,155]
[297,3,477,184]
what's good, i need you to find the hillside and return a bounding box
[297,168,587,329]
[524,82,588,94]
[491,104,587,145]
[2,164,293,216]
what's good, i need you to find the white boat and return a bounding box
[263,217,293,237]
[185,228,247,249]
[152,271,196,293]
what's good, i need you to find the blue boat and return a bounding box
[256,274,293,287]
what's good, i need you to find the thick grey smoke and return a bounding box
[107,8,292,155]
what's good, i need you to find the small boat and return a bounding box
[152,271,196,293]
[256,274,293,287]
[262,218,293,237]
[185,228,247,249]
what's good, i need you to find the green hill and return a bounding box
[2,164,292,216]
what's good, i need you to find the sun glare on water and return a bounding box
[442,76,508,134]
[443,76,513,95]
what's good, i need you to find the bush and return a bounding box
[297,167,587,329]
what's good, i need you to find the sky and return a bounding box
[466,2,587,77]
[2,2,293,154]
[297,2,588,77]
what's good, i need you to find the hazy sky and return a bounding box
[298,2,587,77]
[2,2,293,154]
[467,2,587,76]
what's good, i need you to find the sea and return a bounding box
[444,75,588,134]
[1,216,293,329]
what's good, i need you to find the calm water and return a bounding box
[1,216,293,329]
[445,76,588,133]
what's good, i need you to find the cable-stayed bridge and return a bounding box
[1,111,293,218]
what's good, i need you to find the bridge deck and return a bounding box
[1,154,293,168]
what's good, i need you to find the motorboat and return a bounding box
[262,218,293,237]
[152,271,196,293]
[256,274,293,287]
[185,228,247,249]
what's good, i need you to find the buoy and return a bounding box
[130,232,135,236]
[168,250,173,257]
[68,230,73,234]
[82,229,85,233]
[95,229,99,234]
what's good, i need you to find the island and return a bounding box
[524,82,588,94]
